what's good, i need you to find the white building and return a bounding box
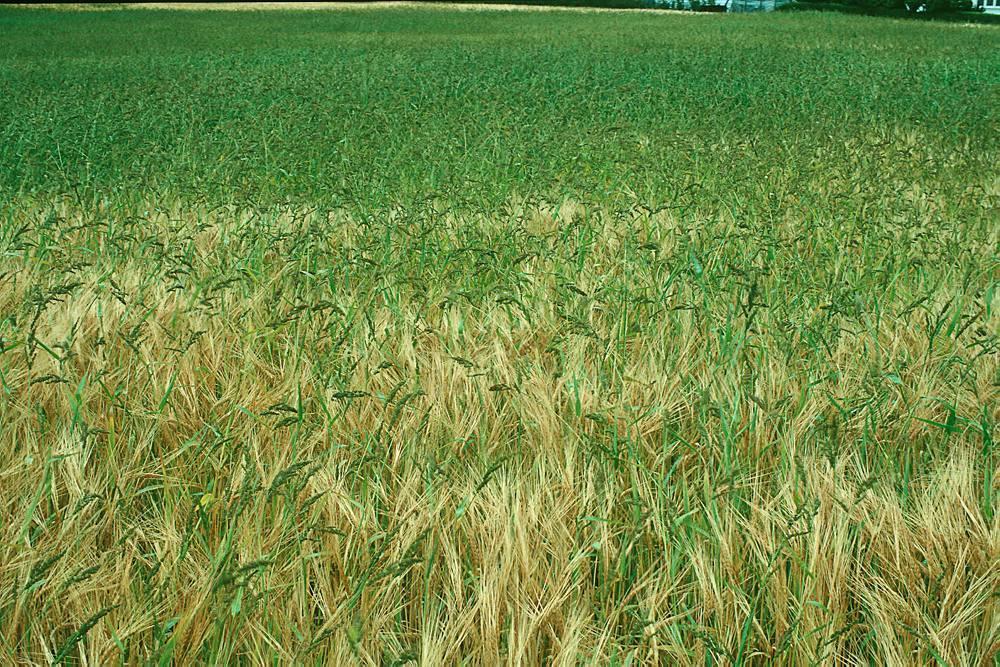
[651,0,995,11]
[728,0,789,10]
[648,0,792,9]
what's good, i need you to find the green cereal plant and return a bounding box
[0,4,997,665]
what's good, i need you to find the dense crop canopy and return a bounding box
[0,6,997,665]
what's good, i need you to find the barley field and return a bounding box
[0,5,998,665]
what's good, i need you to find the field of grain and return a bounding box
[0,5,998,665]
